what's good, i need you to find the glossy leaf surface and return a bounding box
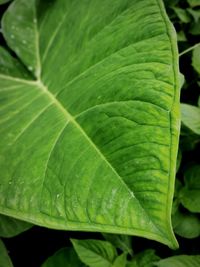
[0,0,180,247]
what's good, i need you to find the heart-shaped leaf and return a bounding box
[0,0,180,248]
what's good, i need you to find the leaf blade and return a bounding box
[0,0,180,248]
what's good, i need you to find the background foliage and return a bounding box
[0,0,200,266]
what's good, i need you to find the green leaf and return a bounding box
[179,73,185,89]
[127,249,160,267]
[181,104,200,135]
[172,8,191,23]
[187,9,200,22]
[112,253,127,267]
[0,239,13,267]
[172,210,200,239]
[0,0,180,248]
[184,165,200,192]
[192,44,200,74]
[155,255,200,267]
[190,21,200,35]
[180,188,200,213]
[102,233,133,256]
[177,31,187,42]
[187,0,200,7]
[71,239,117,267]
[179,165,200,213]
[0,214,32,238]
[41,247,85,267]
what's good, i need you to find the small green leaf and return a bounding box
[184,165,200,189]
[179,73,185,89]
[177,31,187,42]
[172,210,200,238]
[181,104,200,135]
[112,253,127,267]
[0,239,13,267]
[190,21,200,35]
[180,188,200,213]
[0,214,32,238]
[179,165,200,213]
[187,9,200,22]
[155,255,200,267]
[172,8,191,23]
[41,247,85,267]
[102,233,133,256]
[71,239,117,267]
[192,44,200,74]
[187,0,200,7]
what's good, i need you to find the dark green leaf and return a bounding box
[190,21,200,35]
[192,44,200,74]
[172,8,191,23]
[172,210,200,239]
[180,188,200,213]
[0,214,32,238]
[187,9,200,22]
[41,247,85,267]
[0,239,13,267]
[184,165,200,190]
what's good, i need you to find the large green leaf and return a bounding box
[155,255,200,267]
[0,0,180,247]
[0,239,13,267]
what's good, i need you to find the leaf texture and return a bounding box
[0,0,180,248]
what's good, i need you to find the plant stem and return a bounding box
[179,43,200,57]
